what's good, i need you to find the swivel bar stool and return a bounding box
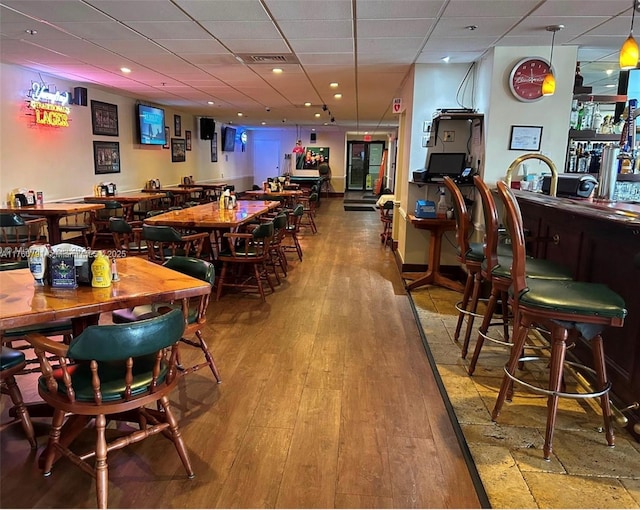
[492,180,627,460]
[467,176,573,375]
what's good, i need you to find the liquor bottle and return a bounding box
[570,100,579,129]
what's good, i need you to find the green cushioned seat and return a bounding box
[1,346,26,371]
[513,278,627,320]
[484,255,573,281]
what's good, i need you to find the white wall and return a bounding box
[0,63,252,202]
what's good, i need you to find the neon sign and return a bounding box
[26,81,71,128]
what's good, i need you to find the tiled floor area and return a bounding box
[408,285,640,509]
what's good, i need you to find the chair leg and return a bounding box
[95,413,109,509]
[591,334,615,447]
[194,331,221,383]
[216,263,227,301]
[3,374,36,448]
[543,326,569,461]
[43,409,66,475]
[460,271,482,355]
[500,291,511,342]
[158,395,195,478]
[253,263,266,302]
[454,271,474,342]
[467,285,499,371]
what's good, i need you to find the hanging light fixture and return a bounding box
[542,25,564,97]
[620,0,639,70]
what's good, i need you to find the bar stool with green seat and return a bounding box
[492,180,627,460]
[466,176,574,375]
[1,346,36,448]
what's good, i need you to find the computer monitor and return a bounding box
[426,152,468,179]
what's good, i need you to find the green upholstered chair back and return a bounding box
[291,204,304,217]
[68,308,185,362]
[142,225,184,243]
[252,221,274,240]
[163,256,214,285]
[272,213,288,230]
[109,217,133,234]
[0,213,26,228]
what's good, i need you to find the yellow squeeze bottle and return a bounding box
[91,251,112,287]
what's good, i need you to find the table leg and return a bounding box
[47,217,62,245]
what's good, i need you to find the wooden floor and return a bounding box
[0,198,482,508]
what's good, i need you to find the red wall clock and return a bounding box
[508,58,552,102]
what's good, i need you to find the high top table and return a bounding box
[0,202,105,245]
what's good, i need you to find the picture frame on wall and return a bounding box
[174,114,181,137]
[171,138,186,162]
[91,100,119,136]
[93,141,121,174]
[211,132,218,162]
[509,125,543,151]
[163,126,170,149]
[185,130,192,151]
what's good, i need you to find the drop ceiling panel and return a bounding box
[357,19,436,38]
[87,0,191,22]
[279,20,352,40]
[199,21,281,39]
[126,21,212,40]
[357,0,447,19]
[175,0,271,22]
[154,39,229,54]
[531,1,630,17]
[290,38,353,54]
[443,0,540,18]
[263,0,352,20]
[2,0,111,22]
[55,22,142,40]
[224,39,290,54]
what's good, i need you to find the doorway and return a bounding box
[346,141,385,192]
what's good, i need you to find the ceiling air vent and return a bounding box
[235,53,300,64]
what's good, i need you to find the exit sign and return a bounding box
[364,134,372,141]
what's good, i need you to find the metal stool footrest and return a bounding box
[504,356,612,400]
[454,297,490,320]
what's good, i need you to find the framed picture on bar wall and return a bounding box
[211,132,218,162]
[163,126,170,149]
[171,138,186,162]
[185,130,192,151]
[509,125,542,151]
[93,141,121,174]
[174,114,181,137]
[91,100,119,136]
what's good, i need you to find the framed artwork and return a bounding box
[210,132,218,162]
[171,138,186,162]
[185,130,192,151]
[163,126,170,149]
[93,141,121,174]
[295,146,329,170]
[509,125,543,151]
[174,114,181,137]
[91,100,119,136]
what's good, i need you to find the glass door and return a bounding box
[346,141,386,191]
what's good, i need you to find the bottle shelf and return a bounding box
[569,129,620,142]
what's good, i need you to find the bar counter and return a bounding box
[510,190,640,439]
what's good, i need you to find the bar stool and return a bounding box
[467,176,573,375]
[442,177,484,351]
[492,180,627,460]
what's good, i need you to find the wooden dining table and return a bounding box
[84,191,167,219]
[0,202,105,245]
[141,185,203,206]
[143,199,281,230]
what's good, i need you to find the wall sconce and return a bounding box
[542,24,564,97]
[620,0,639,70]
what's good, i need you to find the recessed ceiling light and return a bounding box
[272,68,283,74]
[329,82,339,88]
[606,69,614,76]
[315,113,321,117]
[465,25,477,31]
[304,102,312,107]
[334,93,342,99]
[605,84,616,88]
[208,101,214,105]
[120,67,131,73]
[237,112,243,117]
[24,29,37,35]
[261,121,267,125]
[441,56,450,63]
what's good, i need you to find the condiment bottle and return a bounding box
[91,251,112,287]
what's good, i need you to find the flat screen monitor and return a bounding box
[426,152,467,178]
[222,126,236,152]
[136,104,166,145]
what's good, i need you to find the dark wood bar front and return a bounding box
[510,190,640,439]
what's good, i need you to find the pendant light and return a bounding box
[542,25,564,97]
[620,0,639,70]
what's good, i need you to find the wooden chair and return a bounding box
[281,204,304,261]
[112,256,220,384]
[0,213,47,259]
[86,200,132,250]
[26,309,194,509]
[59,212,91,247]
[379,199,394,247]
[492,180,627,460]
[1,346,36,448]
[265,212,289,282]
[142,225,209,263]
[109,217,146,255]
[216,221,275,302]
[299,192,318,234]
[442,176,484,351]
[467,176,573,375]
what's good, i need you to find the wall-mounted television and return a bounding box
[222,126,236,152]
[136,103,166,145]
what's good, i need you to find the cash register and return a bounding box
[413,152,473,183]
